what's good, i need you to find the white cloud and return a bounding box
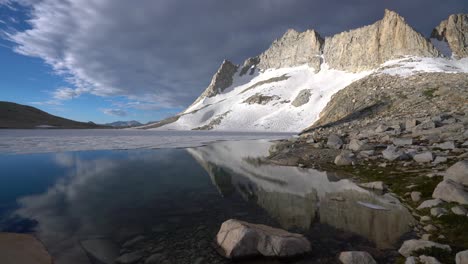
[102,108,127,117]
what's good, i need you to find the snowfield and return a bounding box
[149,56,468,132]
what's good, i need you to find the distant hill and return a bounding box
[0,101,106,129]
[105,120,142,128]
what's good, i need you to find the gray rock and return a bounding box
[417,199,444,210]
[323,9,440,72]
[432,180,468,205]
[258,29,323,72]
[411,192,422,202]
[116,251,144,264]
[406,119,419,131]
[335,153,354,166]
[359,181,387,191]
[239,56,260,76]
[433,156,448,165]
[192,60,238,102]
[405,256,418,264]
[456,250,468,264]
[243,93,280,105]
[393,138,413,146]
[349,139,373,152]
[434,141,456,150]
[413,152,433,163]
[382,145,405,161]
[327,134,343,149]
[445,160,468,186]
[338,251,377,264]
[431,14,468,59]
[419,255,442,264]
[420,216,431,222]
[216,219,311,259]
[423,224,438,232]
[292,89,312,107]
[422,234,432,241]
[398,239,451,257]
[430,207,448,217]
[412,120,436,132]
[451,206,467,215]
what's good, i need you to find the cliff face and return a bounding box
[258,29,324,72]
[431,14,468,59]
[323,9,440,72]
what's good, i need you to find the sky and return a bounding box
[0,0,466,124]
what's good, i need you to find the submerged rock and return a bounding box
[216,219,311,259]
[338,251,377,264]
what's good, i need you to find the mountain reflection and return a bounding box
[188,140,415,249]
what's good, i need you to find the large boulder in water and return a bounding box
[215,219,311,259]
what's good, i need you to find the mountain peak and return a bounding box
[431,13,468,59]
[383,9,405,22]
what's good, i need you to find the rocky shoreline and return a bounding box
[266,110,468,263]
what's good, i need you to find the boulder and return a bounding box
[359,181,387,191]
[419,255,442,264]
[433,156,448,165]
[411,192,422,202]
[412,120,436,132]
[432,180,468,205]
[434,141,456,150]
[375,124,390,133]
[349,139,373,152]
[456,250,468,264]
[393,138,413,146]
[405,256,418,264]
[0,233,53,264]
[445,160,468,186]
[417,199,444,210]
[292,89,312,107]
[338,251,377,264]
[382,145,405,161]
[216,219,311,259]
[406,119,419,131]
[451,206,468,215]
[335,153,354,166]
[327,134,343,149]
[430,207,448,217]
[398,239,451,257]
[413,152,433,163]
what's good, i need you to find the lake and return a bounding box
[0,131,415,263]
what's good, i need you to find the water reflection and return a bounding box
[188,140,415,249]
[1,140,415,264]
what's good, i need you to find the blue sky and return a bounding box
[0,0,466,124]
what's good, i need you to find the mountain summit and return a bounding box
[141,10,468,132]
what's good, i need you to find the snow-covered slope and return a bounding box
[150,64,371,132]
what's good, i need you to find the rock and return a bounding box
[258,29,324,72]
[338,251,377,264]
[422,234,432,241]
[430,207,448,217]
[417,199,444,210]
[456,250,468,264]
[122,235,145,248]
[349,139,373,152]
[431,14,468,59]
[375,124,389,133]
[0,233,53,264]
[216,219,311,259]
[327,134,343,149]
[423,224,438,232]
[323,9,440,72]
[412,120,436,132]
[406,119,419,131]
[243,93,280,105]
[432,180,468,205]
[359,181,387,191]
[420,216,431,222]
[193,60,238,101]
[451,206,468,215]
[445,160,468,186]
[393,138,413,146]
[292,89,312,107]
[433,156,448,165]
[398,239,451,257]
[81,238,120,264]
[413,152,433,163]
[405,256,418,264]
[239,56,259,76]
[335,153,354,166]
[434,141,456,150]
[116,251,144,264]
[419,255,442,264]
[383,145,405,161]
[411,192,422,202]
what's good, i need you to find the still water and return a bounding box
[0,140,415,264]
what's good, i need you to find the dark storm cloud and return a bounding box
[3,0,467,108]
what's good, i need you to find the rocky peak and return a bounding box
[239,56,260,76]
[431,14,468,59]
[323,9,441,72]
[257,28,324,72]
